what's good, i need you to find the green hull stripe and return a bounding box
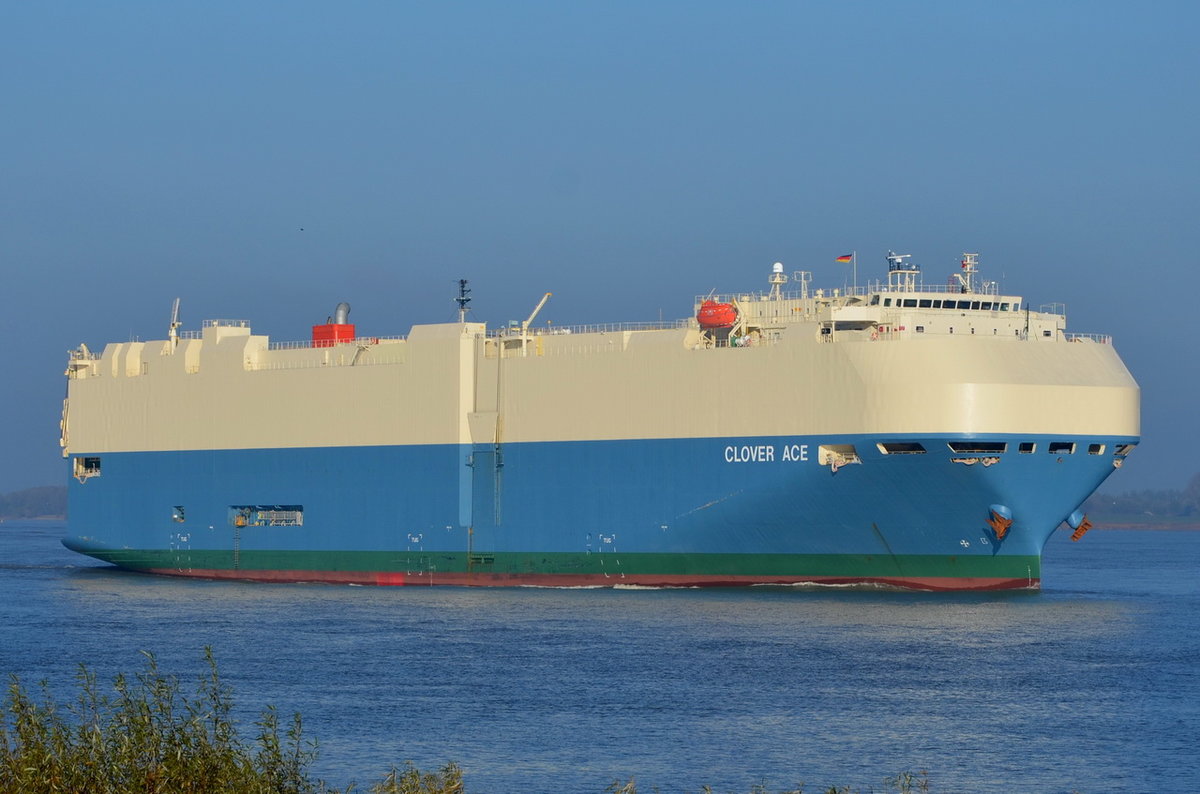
[83,548,1041,580]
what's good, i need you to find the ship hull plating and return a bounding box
[63,431,1132,590]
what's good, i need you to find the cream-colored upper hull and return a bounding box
[63,319,1140,456]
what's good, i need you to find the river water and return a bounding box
[1,521,1196,792]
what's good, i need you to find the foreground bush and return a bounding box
[0,649,321,794]
[1,649,924,793]
[0,649,464,794]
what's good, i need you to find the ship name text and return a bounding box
[724,444,810,463]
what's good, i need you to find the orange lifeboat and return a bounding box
[697,299,737,329]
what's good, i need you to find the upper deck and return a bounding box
[64,251,1108,387]
[692,251,1095,347]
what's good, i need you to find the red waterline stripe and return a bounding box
[146,568,1038,592]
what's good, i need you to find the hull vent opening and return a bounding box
[73,456,101,482]
[229,505,304,527]
[877,442,927,455]
[947,441,1007,454]
[819,444,862,472]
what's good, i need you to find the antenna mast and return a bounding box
[455,279,471,323]
[959,252,980,294]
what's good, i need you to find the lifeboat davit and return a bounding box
[697,299,737,329]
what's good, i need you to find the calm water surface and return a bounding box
[1,521,1196,793]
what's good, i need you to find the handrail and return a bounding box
[697,280,1003,304]
[488,320,689,338]
[267,335,406,351]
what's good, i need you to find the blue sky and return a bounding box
[1,1,1195,493]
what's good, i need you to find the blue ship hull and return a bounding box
[64,432,1134,589]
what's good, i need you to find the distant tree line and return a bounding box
[0,485,66,519]
[1085,472,1200,523]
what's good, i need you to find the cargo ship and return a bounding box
[60,252,1139,590]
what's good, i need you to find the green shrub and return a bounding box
[1,649,931,794]
[0,648,323,794]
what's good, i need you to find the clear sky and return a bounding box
[1,1,1195,493]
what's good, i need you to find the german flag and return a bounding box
[835,254,853,263]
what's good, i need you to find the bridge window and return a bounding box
[981,302,993,310]
[919,299,932,308]
[902,299,917,308]
[884,298,892,306]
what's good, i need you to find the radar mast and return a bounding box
[455,279,471,323]
[885,251,919,292]
[768,262,788,299]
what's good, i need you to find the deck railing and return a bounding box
[1064,332,1112,344]
[267,335,406,351]
[487,319,689,338]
